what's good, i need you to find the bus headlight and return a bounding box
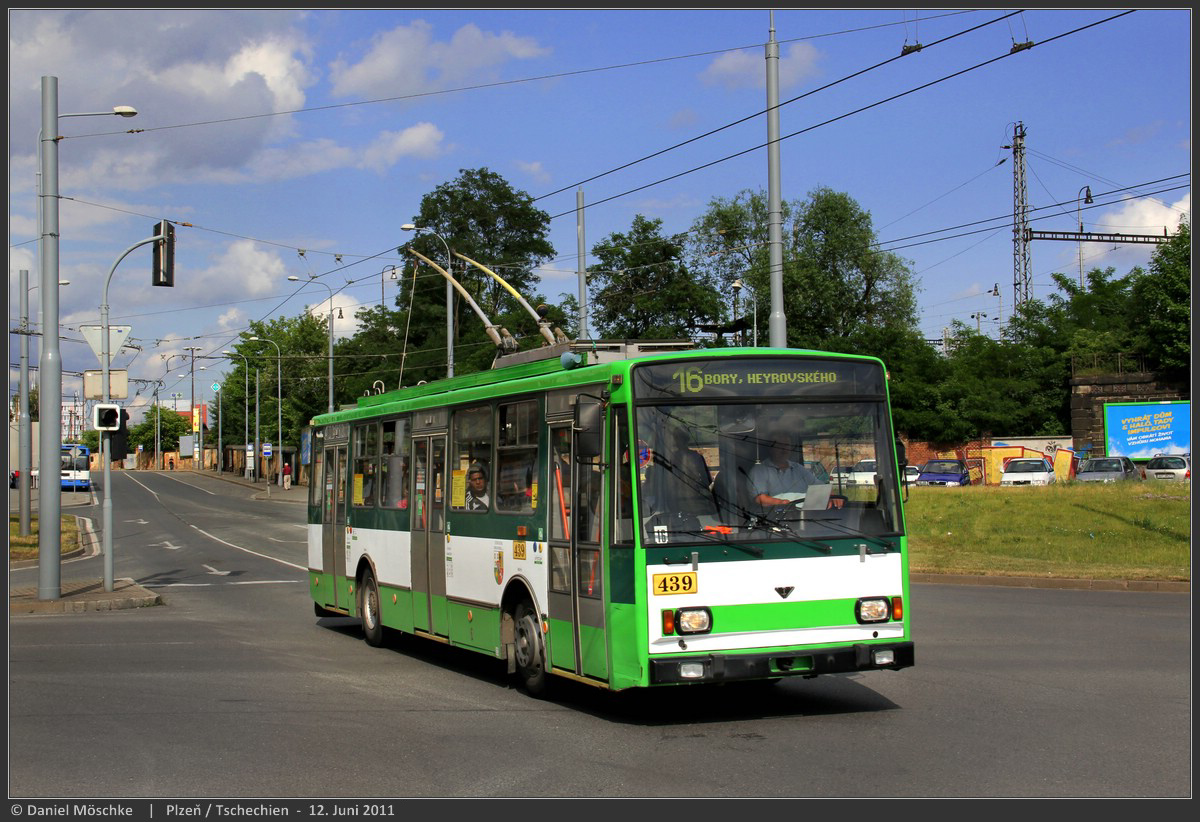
[676,607,712,635]
[856,597,891,624]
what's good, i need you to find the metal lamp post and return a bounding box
[36,74,137,601]
[1077,185,1094,288]
[15,274,69,536]
[250,336,282,487]
[99,232,167,592]
[381,265,399,310]
[731,278,758,347]
[401,223,454,378]
[286,274,335,412]
[224,350,250,478]
[183,346,202,468]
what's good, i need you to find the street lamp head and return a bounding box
[287,275,299,282]
[732,278,743,293]
[1083,186,1094,205]
[401,223,417,232]
[112,106,138,118]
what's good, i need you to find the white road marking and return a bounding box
[202,564,231,576]
[189,524,306,571]
[120,472,160,500]
[142,580,301,588]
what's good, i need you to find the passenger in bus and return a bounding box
[465,464,490,511]
[646,427,714,516]
[749,432,819,510]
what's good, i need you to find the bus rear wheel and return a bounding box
[513,601,548,696]
[360,569,384,647]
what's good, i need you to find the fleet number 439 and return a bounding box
[653,571,697,595]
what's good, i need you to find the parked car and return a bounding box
[846,459,878,486]
[1000,457,1056,486]
[828,463,853,485]
[1075,456,1142,483]
[904,464,922,483]
[1142,454,1190,482]
[915,458,971,487]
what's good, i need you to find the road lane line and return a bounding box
[160,473,218,495]
[189,524,306,570]
[141,580,304,585]
[121,472,160,500]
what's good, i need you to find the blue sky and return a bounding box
[8,8,1191,426]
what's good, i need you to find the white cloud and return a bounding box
[700,42,820,91]
[1096,192,1189,237]
[193,240,289,301]
[360,123,446,172]
[329,21,549,100]
[516,160,551,184]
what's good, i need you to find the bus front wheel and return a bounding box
[513,601,548,696]
[359,569,384,647]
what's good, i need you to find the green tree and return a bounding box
[588,215,721,339]
[219,312,333,457]
[408,168,557,378]
[685,187,919,356]
[1129,219,1190,380]
[9,384,38,422]
[128,403,191,453]
[788,187,918,351]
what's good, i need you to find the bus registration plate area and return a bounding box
[652,571,697,596]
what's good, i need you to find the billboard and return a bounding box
[1103,401,1191,459]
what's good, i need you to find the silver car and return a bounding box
[1075,456,1141,483]
[1143,454,1190,482]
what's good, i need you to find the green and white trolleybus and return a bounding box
[306,341,913,694]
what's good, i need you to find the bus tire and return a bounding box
[513,600,548,696]
[360,568,384,647]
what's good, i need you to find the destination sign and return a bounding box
[632,358,885,400]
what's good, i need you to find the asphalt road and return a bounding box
[7,471,1191,800]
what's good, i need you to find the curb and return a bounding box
[911,573,1189,593]
[9,577,162,615]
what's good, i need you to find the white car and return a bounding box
[846,459,878,486]
[1000,457,1056,486]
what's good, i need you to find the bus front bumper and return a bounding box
[649,641,914,685]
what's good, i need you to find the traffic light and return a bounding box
[112,410,130,460]
[94,403,121,431]
[153,219,175,287]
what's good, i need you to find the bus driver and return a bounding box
[749,432,819,511]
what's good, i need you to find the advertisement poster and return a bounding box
[1103,401,1190,459]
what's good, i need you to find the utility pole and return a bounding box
[1004,121,1031,309]
[185,345,201,468]
[765,12,786,347]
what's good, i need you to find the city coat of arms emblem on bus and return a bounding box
[494,550,504,585]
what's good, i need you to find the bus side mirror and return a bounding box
[573,397,604,461]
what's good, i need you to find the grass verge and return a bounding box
[9,514,81,563]
[903,482,1190,581]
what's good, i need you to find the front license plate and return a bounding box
[653,571,697,596]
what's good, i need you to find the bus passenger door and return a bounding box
[411,435,449,636]
[547,424,608,681]
[322,445,348,609]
